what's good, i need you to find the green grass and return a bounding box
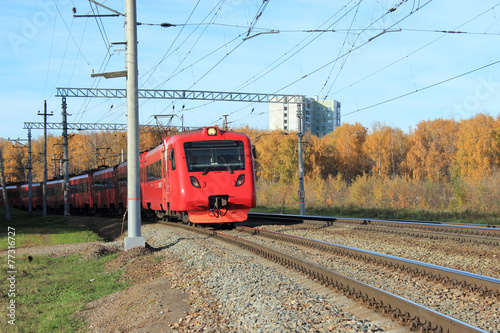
[0,253,128,332]
[251,205,500,225]
[0,207,129,332]
[0,207,103,251]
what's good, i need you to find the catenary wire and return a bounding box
[330,3,500,96]
[342,59,500,117]
[273,0,434,94]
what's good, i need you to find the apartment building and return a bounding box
[269,97,341,137]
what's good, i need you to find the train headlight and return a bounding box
[207,127,218,136]
[235,174,245,186]
[190,176,201,188]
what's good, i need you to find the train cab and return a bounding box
[165,127,256,223]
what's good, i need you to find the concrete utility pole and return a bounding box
[297,102,305,215]
[0,150,10,221]
[124,0,145,250]
[27,129,33,213]
[62,97,70,216]
[38,101,53,217]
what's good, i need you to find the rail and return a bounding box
[160,221,487,332]
[246,212,500,245]
[236,226,500,299]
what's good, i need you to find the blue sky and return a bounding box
[1,0,499,141]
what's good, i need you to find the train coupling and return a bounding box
[209,195,229,210]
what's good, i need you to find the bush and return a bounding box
[255,173,499,224]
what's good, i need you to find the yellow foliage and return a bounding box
[454,114,499,181]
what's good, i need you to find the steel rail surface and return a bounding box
[237,226,500,299]
[348,224,500,246]
[161,221,487,332]
[247,212,500,238]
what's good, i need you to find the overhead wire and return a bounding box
[90,1,112,57]
[63,1,499,130]
[330,3,500,97]
[232,0,362,92]
[216,0,366,128]
[342,59,500,117]
[317,1,363,100]
[49,2,79,101]
[74,0,117,123]
[139,0,204,88]
[273,0,435,94]
[246,0,270,37]
[320,0,407,100]
[142,0,267,127]
[40,0,58,107]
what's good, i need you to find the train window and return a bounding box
[146,160,162,182]
[168,149,176,171]
[184,140,245,173]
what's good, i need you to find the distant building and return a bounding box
[269,96,341,137]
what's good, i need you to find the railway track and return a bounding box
[246,212,500,246]
[159,221,492,332]
[235,226,500,299]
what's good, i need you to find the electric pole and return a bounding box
[0,149,10,221]
[62,97,70,216]
[27,129,32,213]
[124,0,145,250]
[38,100,53,217]
[297,101,305,215]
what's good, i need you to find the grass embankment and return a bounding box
[0,208,102,251]
[0,207,129,332]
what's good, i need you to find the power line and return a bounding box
[331,3,500,96]
[246,0,270,37]
[232,0,363,92]
[140,0,204,87]
[317,0,362,100]
[274,0,434,94]
[342,59,500,117]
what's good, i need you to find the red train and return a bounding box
[1,127,256,224]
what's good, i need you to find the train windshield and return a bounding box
[184,140,245,174]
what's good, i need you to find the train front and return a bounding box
[168,127,256,223]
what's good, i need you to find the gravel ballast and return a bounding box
[142,224,394,332]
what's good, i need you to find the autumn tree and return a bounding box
[232,126,263,142]
[363,123,408,179]
[304,133,336,179]
[140,130,163,152]
[254,130,298,183]
[329,122,369,183]
[0,140,25,182]
[454,114,499,180]
[404,119,458,182]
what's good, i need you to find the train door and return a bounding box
[165,144,174,212]
[140,156,146,209]
[160,146,167,208]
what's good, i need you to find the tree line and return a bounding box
[239,113,500,185]
[0,131,163,183]
[1,113,498,186]
[237,113,499,220]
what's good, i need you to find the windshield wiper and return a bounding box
[220,156,234,174]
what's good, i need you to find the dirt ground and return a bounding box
[74,245,192,333]
[9,216,203,332]
[69,216,202,333]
